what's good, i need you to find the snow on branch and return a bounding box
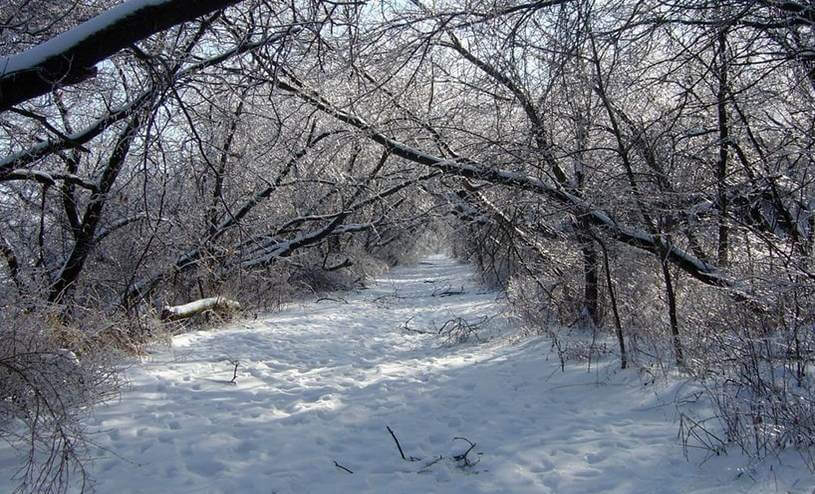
[1,169,99,191]
[242,213,349,268]
[94,213,154,244]
[160,296,241,321]
[0,0,244,111]
[274,73,737,291]
[1,25,292,180]
[0,91,154,174]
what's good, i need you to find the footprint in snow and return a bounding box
[584,451,607,464]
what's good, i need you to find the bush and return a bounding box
[686,284,815,466]
[0,308,121,494]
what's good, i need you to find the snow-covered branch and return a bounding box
[1,169,99,191]
[274,75,735,290]
[122,130,336,304]
[94,214,154,245]
[1,29,292,176]
[160,296,241,321]
[241,213,349,268]
[0,0,244,111]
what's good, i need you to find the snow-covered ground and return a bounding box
[2,255,814,493]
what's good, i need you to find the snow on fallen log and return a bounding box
[160,296,241,321]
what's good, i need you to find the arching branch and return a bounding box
[0,0,243,111]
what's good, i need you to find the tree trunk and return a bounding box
[48,111,144,305]
[580,232,600,327]
[662,260,684,366]
[716,26,731,267]
[596,235,626,369]
[0,233,22,291]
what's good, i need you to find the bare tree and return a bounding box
[5,0,815,485]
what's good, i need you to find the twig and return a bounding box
[387,425,407,461]
[401,316,432,335]
[386,426,421,461]
[435,316,488,344]
[421,455,444,469]
[452,437,478,466]
[333,460,353,474]
[432,285,466,297]
[229,360,239,384]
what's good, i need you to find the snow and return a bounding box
[0,0,171,76]
[1,255,814,493]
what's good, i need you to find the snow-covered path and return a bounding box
[2,255,813,493]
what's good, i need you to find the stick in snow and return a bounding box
[333,460,353,474]
[401,316,432,335]
[229,360,239,384]
[386,426,420,461]
[387,426,408,461]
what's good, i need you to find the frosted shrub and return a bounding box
[0,309,120,494]
[287,263,358,293]
[506,274,564,333]
[688,293,815,466]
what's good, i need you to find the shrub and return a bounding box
[0,307,121,494]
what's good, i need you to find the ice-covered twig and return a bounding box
[401,316,432,335]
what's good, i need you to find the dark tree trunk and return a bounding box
[579,229,601,327]
[716,27,731,267]
[662,260,684,366]
[48,112,144,305]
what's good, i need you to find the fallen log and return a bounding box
[160,296,241,321]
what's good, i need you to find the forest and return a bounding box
[2,0,815,492]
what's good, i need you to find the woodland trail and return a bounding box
[1,255,811,493]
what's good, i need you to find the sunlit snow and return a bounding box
[0,255,812,493]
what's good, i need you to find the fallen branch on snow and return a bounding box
[333,460,353,474]
[400,316,433,335]
[333,428,482,475]
[160,296,241,321]
[432,285,465,297]
[452,437,479,467]
[435,316,489,345]
[387,425,420,461]
[229,360,239,384]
